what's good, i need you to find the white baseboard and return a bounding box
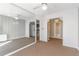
[9,36,26,40]
[4,42,36,56]
[76,47,79,50]
[40,40,48,42]
[63,43,78,50]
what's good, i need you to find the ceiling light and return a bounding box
[42,3,47,10]
[14,17,19,20]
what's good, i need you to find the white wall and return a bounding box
[0,4,36,41]
[0,15,25,40]
[40,8,78,48]
[0,16,2,34]
[40,17,48,42]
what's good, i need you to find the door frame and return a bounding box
[47,18,63,41]
[36,20,40,42]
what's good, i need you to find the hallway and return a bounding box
[11,38,79,56]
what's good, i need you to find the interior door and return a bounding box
[30,22,35,37]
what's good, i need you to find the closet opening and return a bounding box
[47,18,63,45]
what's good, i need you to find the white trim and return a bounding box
[76,47,79,51]
[77,48,79,50]
[4,42,36,56]
[63,42,78,50]
[35,20,37,43]
[9,36,26,40]
[0,41,11,47]
[40,39,48,42]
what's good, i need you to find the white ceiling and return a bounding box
[0,3,35,20]
[0,3,79,20]
[15,3,79,16]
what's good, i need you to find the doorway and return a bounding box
[47,18,63,40]
[29,22,35,38]
[36,20,40,42]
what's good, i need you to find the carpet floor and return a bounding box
[11,38,79,56]
[0,37,35,56]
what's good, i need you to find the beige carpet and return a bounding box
[11,38,79,56]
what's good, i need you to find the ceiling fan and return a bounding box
[33,3,48,10]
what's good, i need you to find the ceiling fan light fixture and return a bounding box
[14,17,19,20]
[42,3,47,10]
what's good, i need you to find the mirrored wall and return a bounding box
[0,15,35,42]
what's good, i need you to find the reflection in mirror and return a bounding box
[0,15,35,56]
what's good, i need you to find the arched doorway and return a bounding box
[47,18,63,40]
